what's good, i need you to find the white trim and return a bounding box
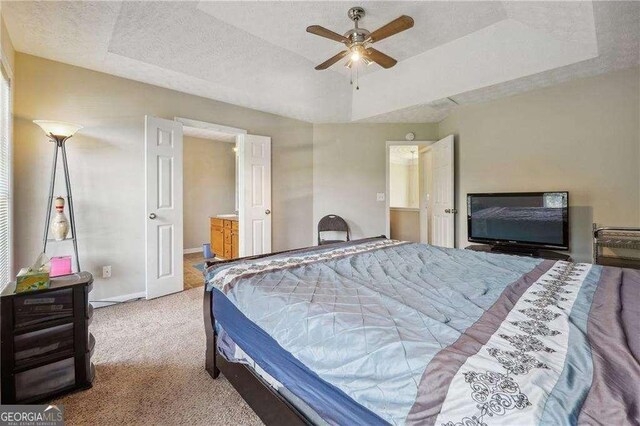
[0,59,12,281]
[390,207,420,212]
[385,140,434,239]
[90,291,147,309]
[183,247,202,254]
[174,117,247,135]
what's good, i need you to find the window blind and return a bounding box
[0,65,11,285]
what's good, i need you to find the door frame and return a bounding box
[145,116,270,298]
[173,118,273,258]
[418,145,433,244]
[385,140,435,240]
[174,117,250,257]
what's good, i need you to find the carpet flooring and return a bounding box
[53,288,262,425]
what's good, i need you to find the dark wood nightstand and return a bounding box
[0,272,95,404]
[465,244,572,261]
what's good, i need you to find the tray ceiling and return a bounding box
[3,1,638,123]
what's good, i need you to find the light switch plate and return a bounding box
[102,265,112,279]
[376,193,385,202]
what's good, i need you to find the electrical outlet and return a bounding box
[376,192,385,202]
[102,265,112,279]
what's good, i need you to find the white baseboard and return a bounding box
[90,291,147,309]
[183,247,203,254]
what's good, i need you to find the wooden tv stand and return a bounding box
[465,244,572,261]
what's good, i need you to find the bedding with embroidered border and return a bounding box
[205,238,640,425]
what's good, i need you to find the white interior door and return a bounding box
[238,134,271,257]
[419,148,432,244]
[432,135,455,248]
[145,116,183,299]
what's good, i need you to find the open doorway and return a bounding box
[176,118,245,291]
[182,133,237,290]
[144,116,273,299]
[387,143,433,243]
[385,135,456,247]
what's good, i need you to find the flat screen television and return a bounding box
[467,192,569,251]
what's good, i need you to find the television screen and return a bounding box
[467,192,569,250]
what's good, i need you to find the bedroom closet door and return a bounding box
[431,135,455,248]
[237,134,272,257]
[144,116,184,299]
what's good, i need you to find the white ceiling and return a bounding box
[3,1,639,123]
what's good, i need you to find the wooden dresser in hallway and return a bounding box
[210,217,239,259]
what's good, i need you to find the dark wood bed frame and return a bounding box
[203,290,310,425]
[202,238,386,425]
[203,248,323,425]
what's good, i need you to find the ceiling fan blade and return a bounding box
[368,15,414,43]
[364,48,397,69]
[315,50,349,70]
[306,25,350,44]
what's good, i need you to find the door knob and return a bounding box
[451,209,458,214]
[444,209,451,213]
[149,213,157,219]
[265,209,271,215]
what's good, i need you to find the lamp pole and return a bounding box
[42,135,80,272]
[34,120,83,274]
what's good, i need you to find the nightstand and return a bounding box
[0,272,95,403]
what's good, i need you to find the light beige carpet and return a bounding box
[53,288,262,425]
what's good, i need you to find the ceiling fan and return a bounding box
[307,7,414,71]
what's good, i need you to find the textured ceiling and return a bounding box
[359,1,639,122]
[197,1,506,76]
[3,1,639,123]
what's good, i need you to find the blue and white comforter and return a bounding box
[206,238,640,425]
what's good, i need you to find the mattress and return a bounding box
[206,238,640,425]
[217,326,329,425]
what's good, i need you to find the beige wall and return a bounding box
[390,159,419,209]
[13,53,313,300]
[389,162,409,207]
[10,48,640,298]
[183,136,235,250]
[313,123,438,241]
[439,67,640,262]
[390,209,420,242]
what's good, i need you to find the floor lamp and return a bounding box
[34,120,83,273]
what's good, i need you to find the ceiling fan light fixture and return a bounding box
[308,7,415,87]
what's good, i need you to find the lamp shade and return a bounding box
[33,120,83,139]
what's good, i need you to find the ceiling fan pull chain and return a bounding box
[356,65,359,90]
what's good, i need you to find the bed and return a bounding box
[203,237,640,425]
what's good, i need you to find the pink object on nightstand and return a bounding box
[50,256,72,277]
